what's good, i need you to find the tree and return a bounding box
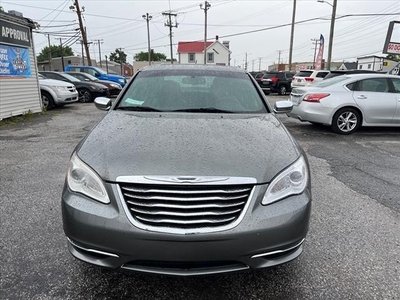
[134,50,167,62]
[110,48,127,64]
[386,54,400,62]
[0,6,4,12]
[37,45,74,62]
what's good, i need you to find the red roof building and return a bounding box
[177,41,213,53]
[177,38,231,65]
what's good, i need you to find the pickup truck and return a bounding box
[65,65,127,87]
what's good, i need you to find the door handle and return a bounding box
[357,95,367,99]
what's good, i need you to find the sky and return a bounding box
[2,0,399,70]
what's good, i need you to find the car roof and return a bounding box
[140,64,247,74]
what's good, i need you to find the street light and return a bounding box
[318,0,337,70]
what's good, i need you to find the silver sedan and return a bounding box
[286,74,400,134]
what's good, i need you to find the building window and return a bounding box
[367,64,371,69]
[359,65,363,69]
[188,53,195,63]
[207,52,214,63]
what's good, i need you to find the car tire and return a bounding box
[41,91,55,110]
[278,85,287,95]
[264,91,270,95]
[79,89,92,103]
[331,107,361,134]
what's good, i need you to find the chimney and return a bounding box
[222,41,230,50]
[215,35,219,41]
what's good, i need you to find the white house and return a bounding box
[177,37,231,65]
[357,55,397,72]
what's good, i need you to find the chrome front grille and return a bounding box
[119,183,254,233]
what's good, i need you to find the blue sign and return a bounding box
[0,44,31,76]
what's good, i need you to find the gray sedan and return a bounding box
[62,64,311,276]
[286,74,400,134]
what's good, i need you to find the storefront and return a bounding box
[0,11,41,120]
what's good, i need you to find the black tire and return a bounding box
[263,91,270,95]
[278,85,287,95]
[79,89,92,103]
[331,107,361,134]
[41,91,55,110]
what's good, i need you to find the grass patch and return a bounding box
[0,109,46,128]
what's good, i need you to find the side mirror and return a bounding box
[84,78,90,81]
[94,97,112,111]
[274,100,293,114]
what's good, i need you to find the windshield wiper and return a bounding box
[171,107,234,113]
[117,106,163,112]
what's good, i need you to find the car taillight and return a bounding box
[271,77,279,83]
[303,93,330,103]
[305,77,314,82]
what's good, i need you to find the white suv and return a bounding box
[291,70,329,88]
[38,74,79,110]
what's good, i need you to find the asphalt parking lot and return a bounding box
[1,98,399,300]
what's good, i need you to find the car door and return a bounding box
[389,78,400,124]
[352,77,397,124]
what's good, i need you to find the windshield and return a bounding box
[93,67,107,75]
[117,70,268,113]
[295,71,313,77]
[312,75,350,87]
[82,73,98,80]
[61,73,81,82]
[263,73,278,79]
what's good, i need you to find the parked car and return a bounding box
[64,65,127,87]
[287,74,400,134]
[62,64,311,276]
[323,69,380,80]
[254,72,266,87]
[38,74,78,110]
[39,71,109,103]
[291,70,329,88]
[67,72,122,96]
[260,71,295,95]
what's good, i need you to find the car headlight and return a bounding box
[67,153,110,204]
[262,156,309,205]
[51,86,68,91]
[110,83,121,89]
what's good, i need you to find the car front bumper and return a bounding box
[62,183,311,276]
[55,91,79,105]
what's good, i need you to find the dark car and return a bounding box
[62,64,312,276]
[261,71,295,95]
[324,69,380,80]
[39,71,109,102]
[254,72,266,87]
[66,72,122,96]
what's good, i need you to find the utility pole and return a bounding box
[105,55,109,73]
[258,57,261,71]
[78,40,84,65]
[245,52,248,70]
[252,60,255,72]
[311,38,320,69]
[200,1,211,64]
[47,34,52,71]
[162,11,178,64]
[278,50,282,65]
[288,0,297,71]
[59,38,65,71]
[142,13,152,66]
[70,0,92,66]
[94,39,103,67]
[327,0,337,70]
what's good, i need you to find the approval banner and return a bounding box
[0,44,31,76]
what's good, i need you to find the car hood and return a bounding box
[39,78,74,87]
[76,112,300,183]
